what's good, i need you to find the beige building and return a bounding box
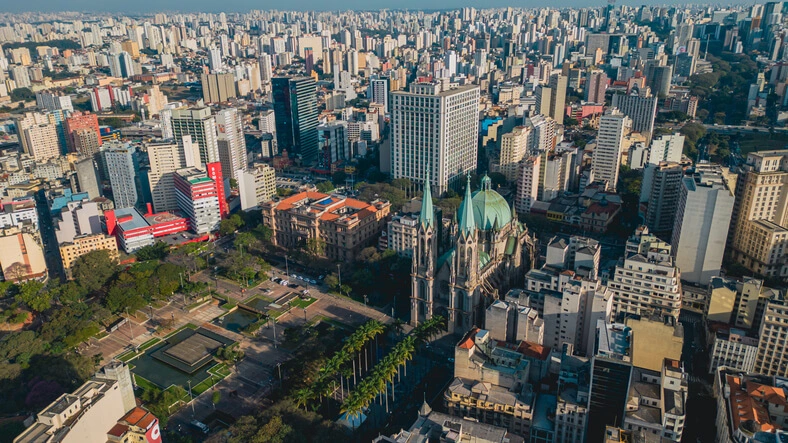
[73,128,101,156]
[500,126,531,183]
[611,227,682,321]
[23,123,60,162]
[0,231,47,282]
[262,191,390,262]
[754,294,788,377]
[60,234,119,279]
[201,72,236,103]
[146,141,200,213]
[237,163,276,211]
[730,150,788,280]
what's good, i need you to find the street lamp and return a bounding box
[276,362,282,386]
[363,294,368,306]
[303,307,307,322]
[187,380,195,417]
[337,264,342,294]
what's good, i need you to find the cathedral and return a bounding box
[411,174,535,333]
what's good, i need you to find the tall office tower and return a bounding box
[586,70,608,103]
[147,141,200,213]
[215,108,247,180]
[754,296,788,377]
[611,90,658,143]
[647,133,685,165]
[171,107,220,166]
[174,163,225,234]
[369,77,389,113]
[237,162,276,210]
[10,65,31,88]
[208,46,222,71]
[105,143,139,209]
[646,63,673,97]
[391,83,480,195]
[587,320,634,442]
[535,85,553,117]
[730,150,788,278]
[346,49,359,75]
[65,111,102,152]
[317,120,350,165]
[160,108,173,139]
[591,109,631,190]
[642,161,684,234]
[548,73,568,125]
[444,50,458,76]
[258,109,276,134]
[74,157,101,199]
[516,155,541,215]
[201,72,236,103]
[23,123,60,162]
[526,114,557,153]
[611,227,682,321]
[71,128,101,156]
[258,54,273,82]
[500,126,531,183]
[272,76,319,164]
[109,52,134,78]
[671,166,735,285]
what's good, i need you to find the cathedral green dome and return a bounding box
[471,177,512,231]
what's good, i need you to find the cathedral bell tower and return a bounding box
[411,172,437,327]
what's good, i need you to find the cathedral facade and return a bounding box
[411,175,535,333]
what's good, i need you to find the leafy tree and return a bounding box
[229,178,238,189]
[234,232,258,251]
[10,87,34,102]
[15,282,52,313]
[220,213,245,235]
[315,180,335,193]
[135,242,170,261]
[253,224,273,243]
[304,238,326,257]
[331,171,347,185]
[71,250,117,293]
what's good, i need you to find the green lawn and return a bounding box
[138,338,161,352]
[134,374,157,391]
[191,363,231,395]
[117,350,139,363]
[290,297,317,309]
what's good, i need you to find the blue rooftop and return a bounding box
[316,197,335,206]
[50,190,89,214]
[532,393,557,433]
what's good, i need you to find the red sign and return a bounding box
[145,419,162,443]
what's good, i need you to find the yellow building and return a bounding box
[60,234,119,279]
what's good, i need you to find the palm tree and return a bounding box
[293,388,313,411]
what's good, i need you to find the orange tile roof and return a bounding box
[276,191,328,211]
[458,327,480,349]
[121,407,148,426]
[517,340,551,360]
[726,375,780,433]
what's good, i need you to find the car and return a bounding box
[190,420,210,434]
[280,280,289,286]
[272,277,282,284]
[309,279,317,285]
[318,275,325,280]
[290,274,297,279]
[288,284,298,289]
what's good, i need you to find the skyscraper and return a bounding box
[272,76,319,164]
[105,143,139,209]
[643,161,684,234]
[201,72,236,103]
[591,108,631,190]
[391,83,480,195]
[216,108,247,180]
[611,90,658,143]
[369,77,389,113]
[171,107,220,166]
[500,126,531,183]
[74,157,102,200]
[548,73,568,125]
[586,70,608,104]
[647,133,685,165]
[671,165,735,285]
[587,321,633,443]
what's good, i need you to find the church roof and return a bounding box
[419,173,435,229]
[471,177,512,231]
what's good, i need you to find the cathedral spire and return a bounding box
[419,169,434,229]
[458,174,476,237]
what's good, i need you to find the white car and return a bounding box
[280,280,289,286]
